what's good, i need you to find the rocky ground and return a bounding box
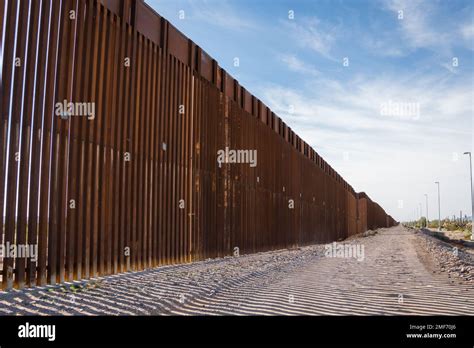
[0,225,472,315]
[414,229,473,283]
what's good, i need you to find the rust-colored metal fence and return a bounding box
[0,0,396,289]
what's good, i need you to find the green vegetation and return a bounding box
[405,217,472,239]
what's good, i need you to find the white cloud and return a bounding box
[283,17,338,60]
[441,62,460,74]
[460,22,474,51]
[279,54,321,76]
[461,22,474,40]
[383,0,474,54]
[256,72,472,222]
[362,37,406,57]
[170,0,258,31]
[384,0,443,49]
[146,0,258,31]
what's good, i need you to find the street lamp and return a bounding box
[419,203,423,227]
[424,193,429,226]
[464,152,473,240]
[435,181,441,231]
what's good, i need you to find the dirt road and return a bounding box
[0,225,472,315]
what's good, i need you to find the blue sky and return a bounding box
[148,0,474,222]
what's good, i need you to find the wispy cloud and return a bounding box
[460,22,474,48]
[282,17,338,60]
[461,23,474,38]
[261,73,471,139]
[381,0,473,73]
[362,37,406,57]
[279,54,321,76]
[384,0,444,50]
[383,0,474,53]
[257,71,472,219]
[188,0,258,31]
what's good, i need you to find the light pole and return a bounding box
[435,181,441,231]
[424,193,429,226]
[464,152,473,240]
[419,202,423,227]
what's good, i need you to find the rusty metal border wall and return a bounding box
[0,0,396,289]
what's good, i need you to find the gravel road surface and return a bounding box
[0,225,472,315]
